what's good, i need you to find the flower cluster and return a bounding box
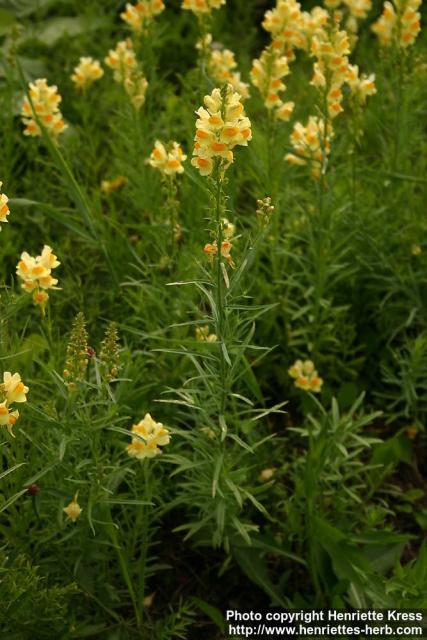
[256,197,275,226]
[285,116,331,178]
[182,0,226,16]
[0,372,29,436]
[127,413,171,459]
[63,493,83,522]
[346,64,377,105]
[147,141,187,176]
[105,39,148,110]
[63,312,89,392]
[372,0,421,48]
[262,0,306,59]
[16,245,60,312]
[310,23,351,118]
[121,0,165,32]
[195,325,218,342]
[251,48,294,120]
[288,359,323,393]
[71,57,104,90]
[99,322,121,383]
[0,182,10,230]
[191,85,252,176]
[21,79,67,139]
[202,35,249,99]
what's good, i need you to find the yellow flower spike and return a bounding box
[63,493,83,522]
[121,0,165,32]
[191,85,251,177]
[71,57,104,91]
[288,359,323,393]
[21,79,67,139]
[262,0,307,58]
[147,141,187,176]
[372,0,421,48]
[127,413,171,460]
[285,116,332,179]
[16,246,60,312]
[182,0,226,16]
[251,48,293,119]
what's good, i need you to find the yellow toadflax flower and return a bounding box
[147,141,187,176]
[182,0,226,15]
[0,371,29,436]
[63,493,83,522]
[101,175,128,194]
[346,64,376,105]
[202,36,250,100]
[0,182,10,229]
[71,57,104,90]
[16,245,60,313]
[285,116,332,179]
[105,39,148,111]
[288,359,323,393]
[262,0,307,59]
[191,84,252,177]
[127,413,171,459]
[251,47,295,121]
[121,0,165,32]
[21,79,67,139]
[372,0,421,48]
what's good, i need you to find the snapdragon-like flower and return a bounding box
[310,23,351,118]
[182,0,226,15]
[372,0,421,48]
[191,85,252,177]
[345,0,372,20]
[251,47,295,120]
[203,37,249,99]
[147,141,187,176]
[121,0,165,32]
[0,371,29,436]
[71,57,104,90]
[346,64,377,105]
[127,413,171,459]
[0,182,10,229]
[63,493,83,522]
[288,359,323,393]
[203,240,234,267]
[16,245,60,312]
[105,39,148,110]
[262,0,306,58]
[285,116,332,179]
[21,79,67,139]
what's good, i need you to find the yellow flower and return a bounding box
[3,372,29,404]
[71,57,104,90]
[0,402,19,435]
[344,0,372,20]
[124,69,149,110]
[262,0,307,58]
[21,79,67,139]
[251,48,294,119]
[346,65,376,105]
[105,39,137,82]
[182,0,226,16]
[195,325,218,342]
[16,245,60,312]
[0,182,10,228]
[203,240,234,267]
[285,116,332,179]
[372,0,421,48]
[288,359,323,393]
[101,176,128,194]
[63,493,83,522]
[259,467,277,482]
[205,41,250,99]
[191,85,252,177]
[127,413,171,459]
[121,0,165,32]
[147,141,187,176]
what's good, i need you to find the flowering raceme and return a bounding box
[251,48,294,120]
[262,0,306,59]
[21,79,67,139]
[191,85,252,177]
[204,37,250,100]
[147,141,187,176]
[121,0,165,32]
[372,0,421,48]
[71,57,104,90]
[288,359,323,393]
[105,39,148,110]
[0,182,10,229]
[285,116,332,178]
[0,371,29,436]
[16,245,60,312]
[182,0,226,15]
[127,413,171,459]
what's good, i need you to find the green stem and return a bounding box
[214,162,226,417]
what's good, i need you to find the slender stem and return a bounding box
[214,162,226,416]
